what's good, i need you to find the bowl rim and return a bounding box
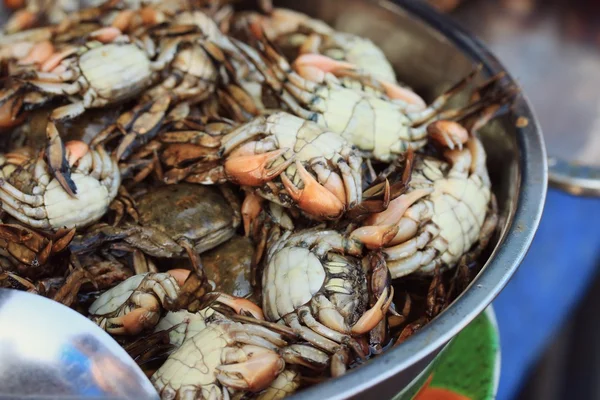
[289,1,548,398]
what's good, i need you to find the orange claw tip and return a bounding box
[242,192,263,236]
[350,224,398,250]
[216,293,265,320]
[293,54,356,83]
[3,0,25,9]
[380,81,427,109]
[140,7,159,26]
[217,350,283,392]
[351,287,393,335]
[64,140,89,166]
[293,54,355,72]
[427,120,469,149]
[281,160,344,219]
[0,98,25,129]
[120,308,153,335]
[7,10,37,32]
[111,10,135,32]
[89,27,122,43]
[224,148,291,186]
[365,188,433,227]
[18,40,54,65]
[167,269,191,286]
[41,48,77,72]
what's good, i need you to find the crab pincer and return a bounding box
[46,122,77,197]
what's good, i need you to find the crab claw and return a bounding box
[224,148,293,186]
[89,27,123,43]
[18,40,54,66]
[281,161,344,219]
[216,293,265,320]
[293,54,357,83]
[65,140,89,166]
[379,81,427,110]
[167,268,191,286]
[46,122,77,197]
[365,188,434,227]
[427,120,469,150]
[351,286,394,335]
[242,191,263,236]
[5,10,37,33]
[0,97,25,129]
[112,307,161,335]
[350,224,399,250]
[216,346,284,392]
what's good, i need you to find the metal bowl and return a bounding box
[0,0,546,397]
[271,0,547,398]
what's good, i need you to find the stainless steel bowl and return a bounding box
[270,0,547,398]
[0,0,546,397]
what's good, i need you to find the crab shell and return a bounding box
[135,183,239,255]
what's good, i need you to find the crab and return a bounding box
[236,29,512,163]
[89,268,260,335]
[260,228,394,371]
[151,315,287,399]
[151,310,330,399]
[0,141,120,231]
[202,235,255,299]
[0,14,232,194]
[210,111,370,220]
[69,183,241,259]
[352,124,498,278]
[0,219,74,278]
[233,7,398,84]
[118,115,236,186]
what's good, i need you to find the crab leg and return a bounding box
[387,248,438,279]
[242,191,263,236]
[406,66,481,124]
[280,345,329,370]
[299,306,349,342]
[350,224,399,250]
[351,286,394,334]
[285,314,340,354]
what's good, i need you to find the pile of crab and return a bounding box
[0,0,514,398]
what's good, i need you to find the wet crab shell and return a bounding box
[135,184,239,254]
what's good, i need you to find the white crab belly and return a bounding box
[79,43,152,105]
[43,173,112,229]
[152,325,228,392]
[432,177,490,266]
[319,88,413,161]
[263,247,326,321]
[89,273,148,315]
